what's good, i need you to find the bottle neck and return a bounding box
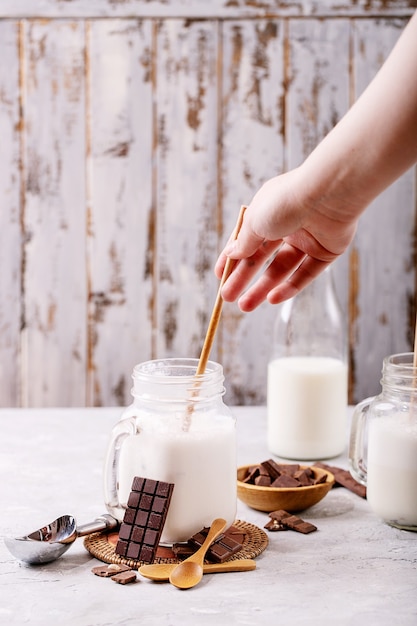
[273,267,346,361]
[380,352,417,401]
[130,358,226,407]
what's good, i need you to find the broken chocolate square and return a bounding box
[111,570,137,584]
[267,509,317,534]
[314,462,366,498]
[91,564,133,578]
[188,524,244,563]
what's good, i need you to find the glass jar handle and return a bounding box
[348,397,374,485]
[103,416,136,519]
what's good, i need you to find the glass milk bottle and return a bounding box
[267,267,348,460]
[104,358,236,544]
[350,352,417,531]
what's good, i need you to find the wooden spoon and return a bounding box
[168,518,227,589]
[139,558,256,582]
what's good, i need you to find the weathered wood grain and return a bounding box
[349,18,416,403]
[286,17,352,390]
[0,0,415,19]
[0,3,416,407]
[22,20,87,406]
[0,21,21,407]
[87,19,153,406]
[286,19,350,168]
[154,19,220,362]
[220,19,284,404]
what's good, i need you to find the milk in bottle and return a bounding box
[267,268,348,460]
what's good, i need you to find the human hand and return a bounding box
[215,168,358,311]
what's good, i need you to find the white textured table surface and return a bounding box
[1,406,416,626]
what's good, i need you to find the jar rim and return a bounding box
[132,358,223,382]
[384,352,416,370]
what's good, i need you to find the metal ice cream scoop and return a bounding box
[4,513,118,565]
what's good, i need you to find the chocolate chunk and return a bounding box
[242,466,260,483]
[269,509,292,523]
[91,564,132,578]
[315,462,366,498]
[172,543,195,559]
[112,570,137,585]
[277,464,300,476]
[313,472,328,485]
[227,528,247,545]
[258,464,270,476]
[264,519,288,532]
[271,474,300,488]
[283,515,317,534]
[260,459,282,480]
[294,469,314,486]
[115,476,174,563]
[255,475,271,487]
[188,525,244,563]
[268,509,317,534]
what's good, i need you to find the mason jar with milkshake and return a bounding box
[103,358,237,544]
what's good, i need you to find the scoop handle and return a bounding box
[76,514,118,537]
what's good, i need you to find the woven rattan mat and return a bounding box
[84,519,268,570]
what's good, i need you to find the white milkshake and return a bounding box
[118,412,236,543]
[367,414,417,529]
[267,356,348,459]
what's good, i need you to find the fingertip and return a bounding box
[267,282,298,305]
[223,241,237,257]
[237,293,260,313]
[214,253,226,279]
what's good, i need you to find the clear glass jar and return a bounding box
[267,267,348,460]
[350,352,417,531]
[104,358,236,544]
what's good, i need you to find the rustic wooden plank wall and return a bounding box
[0,1,416,408]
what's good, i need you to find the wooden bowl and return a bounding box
[237,464,335,513]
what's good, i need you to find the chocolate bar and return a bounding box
[115,476,174,563]
[267,510,317,534]
[314,462,367,498]
[187,525,245,563]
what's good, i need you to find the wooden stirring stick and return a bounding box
[196,204,247,375]
[183,205,246,430]
[414,313,417,372]
[412,313,417,406]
